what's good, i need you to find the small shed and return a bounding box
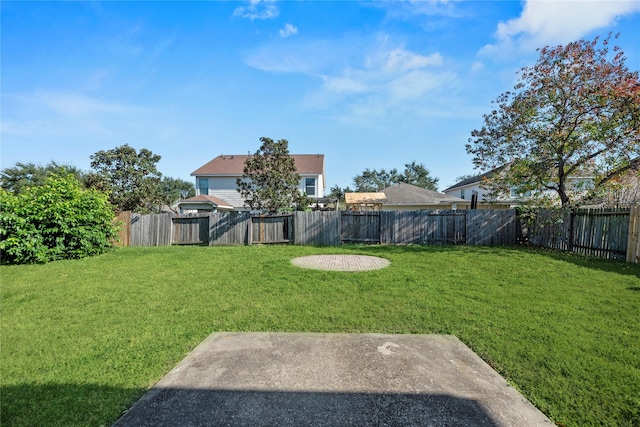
[345,192,387,211]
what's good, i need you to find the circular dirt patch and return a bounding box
[291,254,390,272]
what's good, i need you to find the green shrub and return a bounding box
[0,174,118,264]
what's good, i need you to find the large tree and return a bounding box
[88,144,164,213]
[158,177,195,204]
[467,34,640,207]
[352,161,439,192]
[1,161,87,195]
[237,137,310,213]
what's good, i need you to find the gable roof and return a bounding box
[382,182,468,206]
[443,163,515,191]
[192,154,325,176]
[177,195,234,210]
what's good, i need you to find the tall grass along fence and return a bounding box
[116,209,517,248]
[527,207,640,262]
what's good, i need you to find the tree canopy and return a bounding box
[467,34,640,207]
[1,161,87,195]
[88,144,164,213]
[237,137,310,213]
[158,177,195,205]
[352,161,439,192]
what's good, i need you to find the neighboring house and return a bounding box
[345,183,469,211]
[381,182,469,210]
[443,169,511,209]
[178,154,325,212]
[443,165,595,208]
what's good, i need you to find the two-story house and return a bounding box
[177,154,325,213]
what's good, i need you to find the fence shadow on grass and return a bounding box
[522,246,640,279]
[2,383,503,427]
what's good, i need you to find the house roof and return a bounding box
[443,166,505,191]
[192,154,325,176]
[382,182,469,206]
[177,195,234,210]
[345,192,387,205]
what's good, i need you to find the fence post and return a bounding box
[567,210,574,253]
[627,205,640,263]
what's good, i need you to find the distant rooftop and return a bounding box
[192,154,324,176]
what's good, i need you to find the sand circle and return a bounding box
[291,254,390,272]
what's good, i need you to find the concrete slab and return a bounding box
[113,333,552,426]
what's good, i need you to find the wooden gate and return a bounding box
[172,214,209,245]
[341,211,381,244]
[250,214,293,244]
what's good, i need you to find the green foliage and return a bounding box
[158,177,195,204]
[237,137,310,213]
[352,161,439,192]
[0,161,88,195]
[328,185,352,201]
[467,34,640,207]
[0,174,118,264]
[88,144,164,213]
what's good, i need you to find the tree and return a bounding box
[327,184,352,210]
[327,184,352,202]
[590,166,640,207]
[1,161,87,195]
[467,34,640,207]
[400,161,439,190]
[88,144,164,213]
[237,137,310,213]
[0,174,118,264]
[158,177,195,205]
[352,162,439,192]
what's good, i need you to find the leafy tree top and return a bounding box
[237,137,310,213]
[158,177,195,205]
[352,161,439,192]
[1,161,87,195]
[88,144,164,213]
[467,33,640,207]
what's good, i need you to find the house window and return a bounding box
[305,178,316,196]
[460,189,465,199]
[198,179,209,196]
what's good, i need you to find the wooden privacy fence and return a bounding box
[527,207,636,261]
[121,209,518,248]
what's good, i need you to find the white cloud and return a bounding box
[1,91,148,140]
[244,35,458,125]
[482,0,640,55]
[308,45,455,122]
[233,0,279,21]
[375,0,462,18]
[279,23,298,38]
[470,61,483,73]
[30,91,141,117]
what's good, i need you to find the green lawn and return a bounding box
[2,245,639,426]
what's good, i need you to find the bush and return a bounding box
[0,174,119,264]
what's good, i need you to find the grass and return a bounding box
[1,244,639,426]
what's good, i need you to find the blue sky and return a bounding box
[2,1,640,191]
